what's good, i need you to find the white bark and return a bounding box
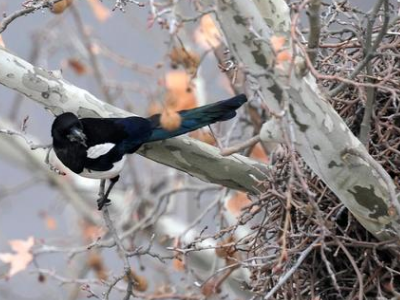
[0,46,269,195]
[260,118,284,143]
[216,0,400,240]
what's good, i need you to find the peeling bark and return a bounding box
[0,46,269,195]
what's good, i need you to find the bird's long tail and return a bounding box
[147,94,247,142]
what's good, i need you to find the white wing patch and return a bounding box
[87,143,115,159]
[80,156,126,179]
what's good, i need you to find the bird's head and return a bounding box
[51,112,87,147]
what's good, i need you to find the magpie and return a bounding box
[51,94,247,210]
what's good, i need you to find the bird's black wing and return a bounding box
[79,117,153,172]
[80,118,129,147]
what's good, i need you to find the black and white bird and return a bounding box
[51,94,247,209]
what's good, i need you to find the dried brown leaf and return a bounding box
[0,237,34,277]
[87,0,111,22]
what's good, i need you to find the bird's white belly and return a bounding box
[80,156,127,179]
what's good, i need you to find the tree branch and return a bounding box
[0,46,269,195]
[0,0,64,34]
[307,0,321,66]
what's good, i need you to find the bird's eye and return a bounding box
[67,127,87,147]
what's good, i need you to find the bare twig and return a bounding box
[0,0,64,34]
[358,0,389,146]
[101,204,134,299]
[335,239,364,300]
[307,0,321,66]
[0,127,66,175]
[0,128,49,150]
[264,238,321,300]
[320,245,342,296]
[113,0,145,12]
[328,0,390,96]
[359,64,375,146]
[70,4,114,104]
[220,135,261,156]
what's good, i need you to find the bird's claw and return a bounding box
[97,197,111,210]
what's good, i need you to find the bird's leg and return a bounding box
[97,179,107,210]
[98,179,106,197]
[97,176,120,210]
[104,176,119,200]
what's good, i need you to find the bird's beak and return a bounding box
[67,127,87,147]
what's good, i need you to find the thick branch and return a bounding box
[0,46,268,195]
